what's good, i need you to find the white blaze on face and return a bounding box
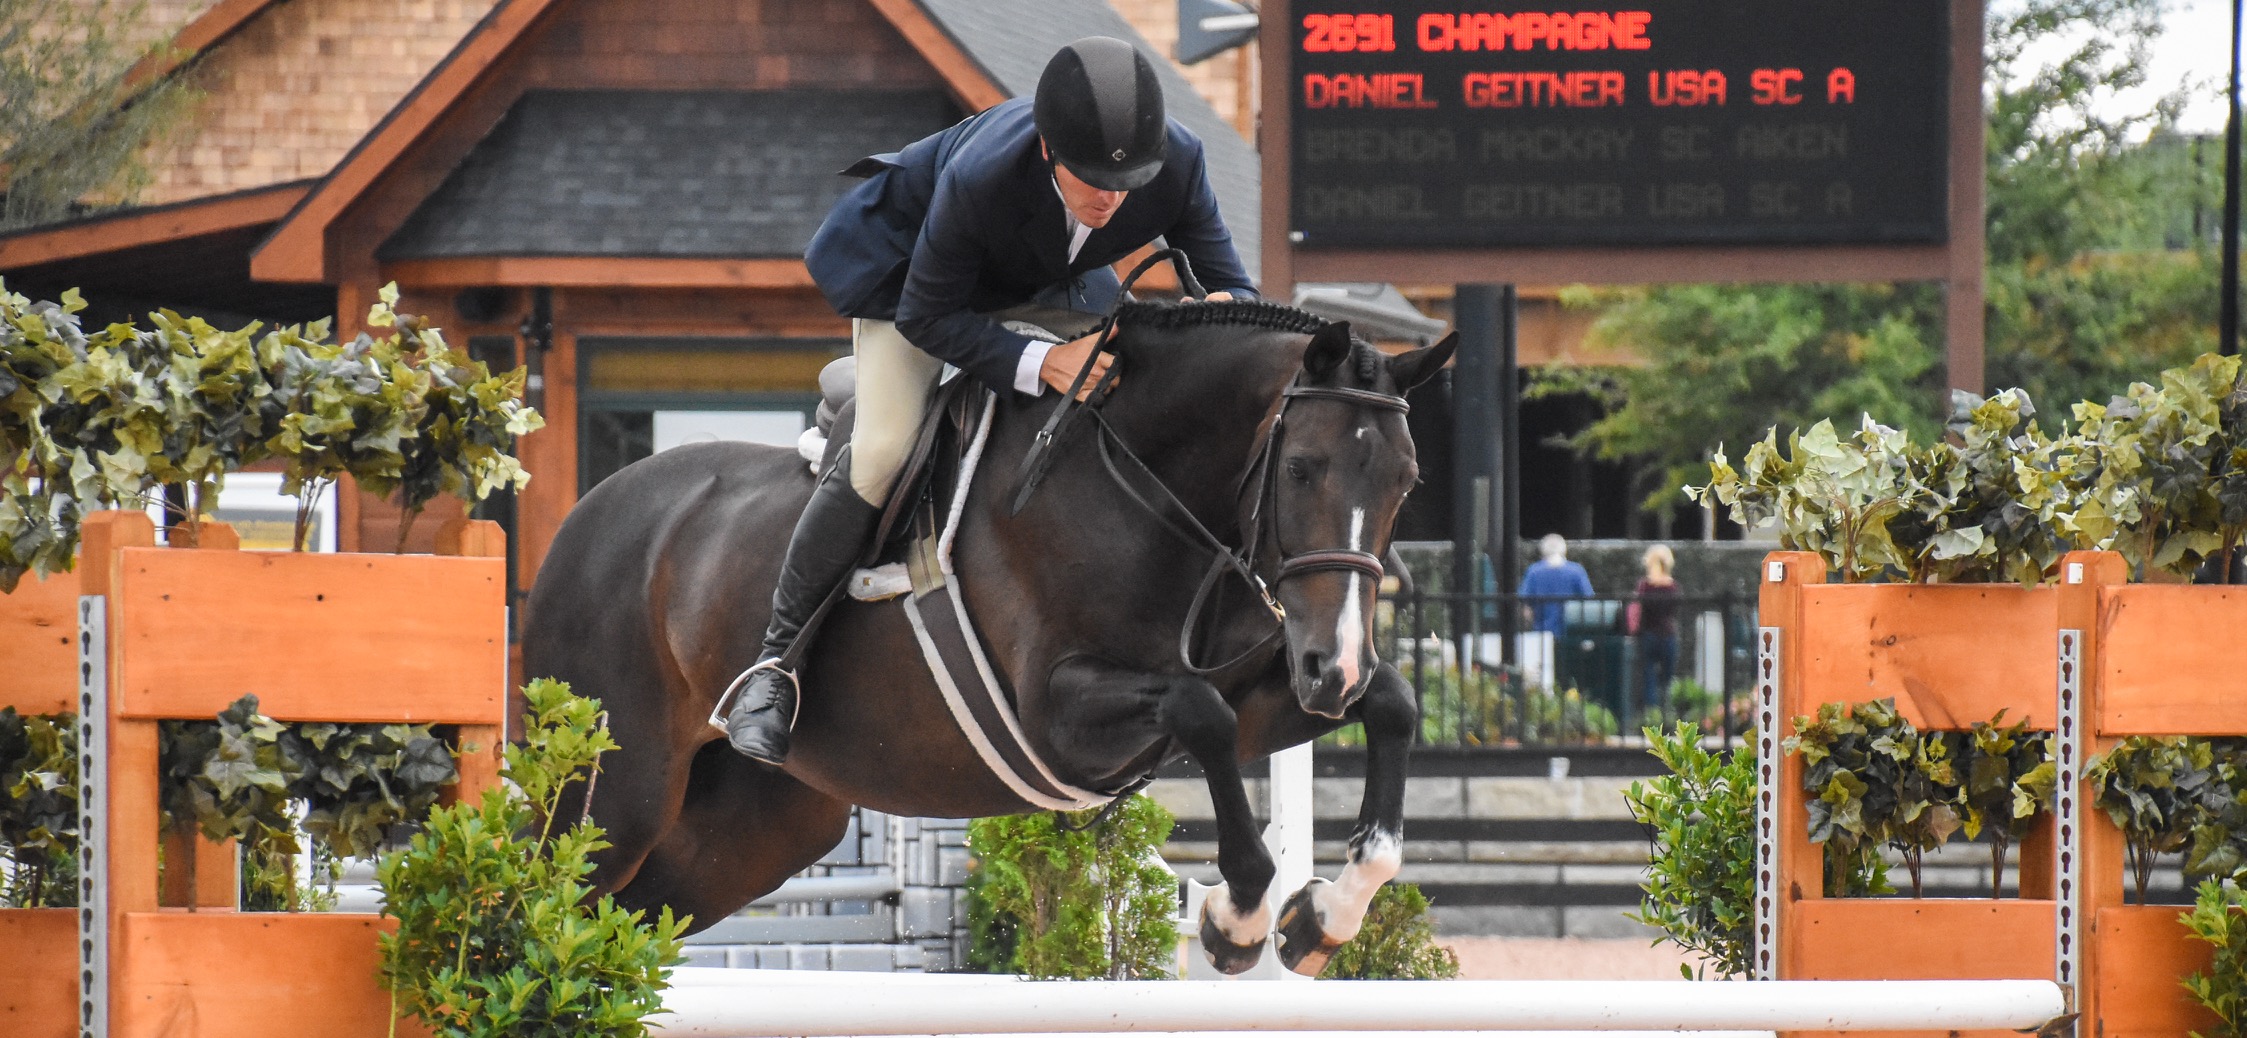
[1310,829,1403,942]
[1335,507,1367,693]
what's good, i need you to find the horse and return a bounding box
[521,300,1455,975]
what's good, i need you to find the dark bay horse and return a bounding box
[522,300,1454,975]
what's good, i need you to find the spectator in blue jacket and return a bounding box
[1518,533,1594,637]
[721,37,1256,764]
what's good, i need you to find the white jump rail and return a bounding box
[648,975,2067,1037]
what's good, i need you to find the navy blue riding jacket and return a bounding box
[804,98,1257,394]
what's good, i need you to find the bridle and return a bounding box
[1003,249,1411,677]
[1167,379,1409,676]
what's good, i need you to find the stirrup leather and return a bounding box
[706,658,801,734]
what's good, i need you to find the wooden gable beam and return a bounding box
[122,0,288,93]
[381,256,815,289]
[250,0,569,285]
[0,181,310,271]
[864,0,1010,111]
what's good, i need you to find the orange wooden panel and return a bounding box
[0,909,76,1038]
[114,912,430,1038]
[0,569,80,716]
[1788,898,2056,980]
[435,518,506,559]
[158,831,238,910]
[1782,899,2054,1038]
[2095,905,2220,1038]
[2097,584,2247,735]
[109,548,505,724]
[1797,584,2056,729]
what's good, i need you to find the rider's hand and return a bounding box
[1041,334,1116,400]
[1201,290,1235,302]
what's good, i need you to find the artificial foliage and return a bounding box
[1958,712,2059,897]
[2183,877,2247,1038]
[377,679,683,1038]
[1622,722,1755,978]
[0,281,541,586]
[1693,356,2247,586]
[0,707,76,907]
[2087,735,2224,903]
[1317,882,1461,980]
[1786,700,2058,898]
[965,795,1179,980]
[158,693,457,910]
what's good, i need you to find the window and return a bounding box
[577,336,847,493]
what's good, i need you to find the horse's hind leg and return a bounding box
[610,740,853,937]
[1273,661,1414,976]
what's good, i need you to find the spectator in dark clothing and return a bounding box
[1631,543,1681,716]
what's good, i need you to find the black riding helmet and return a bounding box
[1034,37,1167,192]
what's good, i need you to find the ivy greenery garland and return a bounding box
[0,695,457,910]
[1691,353,2247,585]
[0,281,542,588]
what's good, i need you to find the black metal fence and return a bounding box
[1371,589,1758,751]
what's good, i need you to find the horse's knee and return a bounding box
[1357,666,1417,738]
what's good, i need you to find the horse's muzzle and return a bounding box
[1293,651,1364,720]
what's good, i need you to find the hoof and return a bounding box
[1198,899,1267,975]
[1274,880,1347,977]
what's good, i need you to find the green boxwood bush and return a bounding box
[965,796,1177,979]
[377,679,683,1038]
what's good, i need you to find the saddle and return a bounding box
[796,309,1101,601]
[784,314,1120,812]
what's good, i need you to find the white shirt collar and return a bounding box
[1053,177,1094,263]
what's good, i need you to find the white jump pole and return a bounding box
[648,978,2065,1037]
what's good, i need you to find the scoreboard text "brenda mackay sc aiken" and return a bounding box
[1287,0,1951,249]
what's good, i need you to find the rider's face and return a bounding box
[1045,144,1128,229]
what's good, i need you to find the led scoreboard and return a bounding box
[1288,0,1951,249]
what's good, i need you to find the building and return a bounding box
[0,0,1283,603]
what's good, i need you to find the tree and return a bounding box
[0,0,201,230]
[1544,0,2215,513]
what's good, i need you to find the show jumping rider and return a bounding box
[721,36,1259,763]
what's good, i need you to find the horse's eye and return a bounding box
[1286,457,1312,483]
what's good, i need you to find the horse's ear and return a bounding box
[1388,331,1457,393]
[1305,321,1352,378]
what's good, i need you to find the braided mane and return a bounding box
[1114,299,1329,335]
[1113,299,1386,386]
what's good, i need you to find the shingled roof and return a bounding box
[380,90,961,260]
[916,0,1262,280]
[378,0,1261,277]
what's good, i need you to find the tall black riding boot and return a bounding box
[721,454,882,763]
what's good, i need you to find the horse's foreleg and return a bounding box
[1274,661,1414,976]
[1158,674,1276,975]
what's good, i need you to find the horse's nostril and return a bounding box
[1299,651,1325,678]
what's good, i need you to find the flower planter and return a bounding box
[1761,550,2247,1036]
[0,511,506,1038]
